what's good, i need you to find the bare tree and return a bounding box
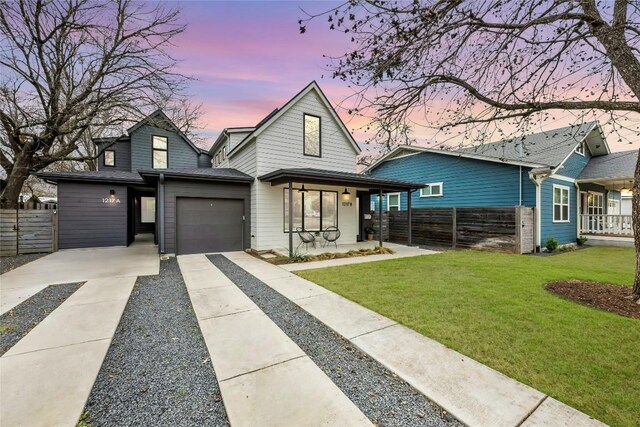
[0,0,191,208]
[302,0,640,300]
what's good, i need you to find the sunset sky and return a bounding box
[171,1,636,153]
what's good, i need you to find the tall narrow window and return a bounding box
[104,150,115,167]
[141,197,156,223]
[303,114,321,157]
[553,185,570,222]
[152,136,168,168]
[387,193,401,211]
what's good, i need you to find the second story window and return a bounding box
[303,114,321,157]
[104,150,115,167]
[152,136,168,168]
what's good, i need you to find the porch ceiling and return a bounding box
[257,168,424,192]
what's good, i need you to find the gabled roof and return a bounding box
[126,109,204,156]
[577,149,638,181]
[457,122,606,167]
[227,81,361,157]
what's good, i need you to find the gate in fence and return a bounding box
[0,209,57,256]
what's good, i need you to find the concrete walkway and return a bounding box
[0,238,158,315]
[281,242,437,271]
[224,251,606,427]
[0,276,137,427]
[177,254,371,427]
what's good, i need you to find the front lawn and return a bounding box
[297,247,639,427]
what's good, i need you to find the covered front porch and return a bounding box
[577,177,634,248]
[257,168,424,257]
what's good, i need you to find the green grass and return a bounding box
[297,247,639,426]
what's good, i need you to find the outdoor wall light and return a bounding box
[298,184,308,193]
[109,189,115,197]
[341,188,351,200]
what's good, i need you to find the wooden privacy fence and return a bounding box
[0,209,57,256]
[374,206,534,254]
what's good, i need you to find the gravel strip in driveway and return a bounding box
[0,253,47,275]
[0,282,83,356]
[209,254,462,427]
[82,258,228,427]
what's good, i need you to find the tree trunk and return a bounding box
[0,151,34,209]
[633,149,640,300]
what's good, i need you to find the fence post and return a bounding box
[451,207,457,249]
[515,206,522,254]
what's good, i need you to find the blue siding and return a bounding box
[370,152,536,210]
[540,177,577,245]
[130,124,199,170]
[557,147,591,178]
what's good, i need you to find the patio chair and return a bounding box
[296,228,316,252]
[322,226,341,249]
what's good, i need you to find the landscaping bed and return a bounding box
[0,282,83,356]
[0,253,46,275]
[265,246,394,265]
[209,254,461,427]
[546,280,640,319]
[297,247,638,426]
[82,259,228,426]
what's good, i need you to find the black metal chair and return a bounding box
[322,226,341,249]
[296,228,316,252]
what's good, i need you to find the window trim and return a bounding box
[574,141,585,156]
[103,149,116,167]
[283,188,338,233]
[552,184,570,223]
[387,192,401,210]
[419,182,443,198]
[303,113,322,158]
[152,135,168,169]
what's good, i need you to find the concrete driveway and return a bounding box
[1,239,159,314]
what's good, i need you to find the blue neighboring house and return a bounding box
[366,122,637,249]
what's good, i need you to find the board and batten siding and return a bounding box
[57,182,128,249]
[162,179,251,254]
[130,124,199,170]
[540,177,577,245]
[97,140,131,172]
[370,152,536,211]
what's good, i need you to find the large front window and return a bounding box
[284,188,337,232]
[303,114,321,157]
[152,136,168,168]
[553,185,570,222]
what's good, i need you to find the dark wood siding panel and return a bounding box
[97,140,131,172]
[57,182,128,248]
[130,124,199,170]
[163,180,251,254]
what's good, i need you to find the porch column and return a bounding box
[288,180,293,257]
[407,189,412,245]
[378,188,383,247]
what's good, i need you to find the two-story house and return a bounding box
[38,82,422,255]
[366,122,637,249]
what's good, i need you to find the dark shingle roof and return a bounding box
[458,122,598,167]
[578,150,638,180]
[36,170,144,184]
[137,168,254,183]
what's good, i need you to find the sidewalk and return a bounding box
[224,251,606,427]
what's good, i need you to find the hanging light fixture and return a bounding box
[621,180,633,192]
[341,187,351,201]
[298,184,308,193]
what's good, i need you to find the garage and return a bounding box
[176,197,244,255]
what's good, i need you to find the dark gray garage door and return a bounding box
[176,197,244,255]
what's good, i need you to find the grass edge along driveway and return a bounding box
[297,247,639,427]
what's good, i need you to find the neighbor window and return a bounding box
[152,136,168,168]
[387,193,401,211]
[222,147,227,160]
[284,188,337,232]
[141,197,156,223]
[420,182,443,197]
[303,114,321,157]
[104,150,115,167]
[575,142,585,156]
[553,185,570,222]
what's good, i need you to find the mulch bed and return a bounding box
[546,280,640,319]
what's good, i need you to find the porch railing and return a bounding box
[579,214,633,236]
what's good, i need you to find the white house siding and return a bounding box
[255,90,358,176]
[254,182,359,251]
[228,144,258,248]
[229,131,252,152]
